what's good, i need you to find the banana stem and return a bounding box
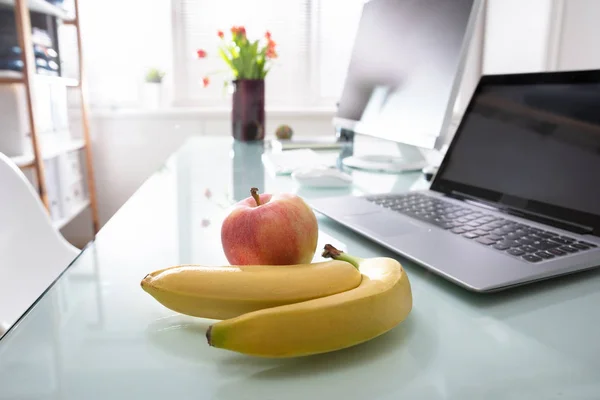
[322,244,362,269]
[250,187,261,206]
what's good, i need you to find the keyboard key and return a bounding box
[507,248,525,256]
[466,221,482,227]
[517,238,536,245]
[499,227,516,234]
[451,227,466,234]
[487,234,503,241]
[456,217,470,223]
[494,243,511,251]
[497,240,519,248]
[579,241,597,248]
[476,237,497,245]
[461,226,475,232]
[478,225,496,232]
[522,254,542,262]
[472,229,489,236]
[550,237,575,245]
[535,233,554,239]
[520,245,537,253]
[535,251,555,259]
[463,232,480,239]
[548,248,567,256]
[571,243,591,250]
[559,245,579,253]
[559,236,576,243]
[531,240,559,250]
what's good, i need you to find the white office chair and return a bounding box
[0,153,79,336]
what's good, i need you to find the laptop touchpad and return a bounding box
[343,212,425,237]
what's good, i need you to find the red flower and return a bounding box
[266,39,277,59]
[196,49,207,58]
[217,30,224,39]
[202,76,210,87]
[265,31,271,40]
[231,25,246,38]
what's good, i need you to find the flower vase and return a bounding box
[231,79,265,141]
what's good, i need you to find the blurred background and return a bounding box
[1,0,599,247]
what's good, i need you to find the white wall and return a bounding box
[557,0,600,70]
[483,0,555,74]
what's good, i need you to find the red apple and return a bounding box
[221,188,318,265]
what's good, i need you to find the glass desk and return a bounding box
[1,137,599,399]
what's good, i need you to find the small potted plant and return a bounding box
[143,67,166,109]
[197,26,277,141]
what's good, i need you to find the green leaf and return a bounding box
[218,48,235,71]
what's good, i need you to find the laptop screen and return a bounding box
[432,70,600,233]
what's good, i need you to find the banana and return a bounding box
[206,245,412,357]
[141,259,361,320]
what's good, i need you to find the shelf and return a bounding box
[10,153,35,168]
[11,137,85,168]
[53,199,90,229]
[0,70,23,84]
[0,0,74,21]
[36,74,79,87]
[0,70,79,87]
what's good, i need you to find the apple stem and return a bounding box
[250,187,261,206]
[322,244,361,269]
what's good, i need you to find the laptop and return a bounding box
[310,69,600,292]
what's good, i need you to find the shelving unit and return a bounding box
[0,70,79,86]
[52,198,89,229]
[10,137,84,168]
[0,0,72,20]
[0,0,99,233]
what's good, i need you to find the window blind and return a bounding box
[175,0,364,107]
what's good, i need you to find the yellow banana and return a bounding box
[141,259,361,320]
[207,245,412,357]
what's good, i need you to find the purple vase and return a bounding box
[232,79,265,141]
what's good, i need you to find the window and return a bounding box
[172,0,364,108]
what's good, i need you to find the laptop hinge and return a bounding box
[448,191,594,235]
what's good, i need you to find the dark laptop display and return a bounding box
[312,69,600,291]
[432,70,600,235]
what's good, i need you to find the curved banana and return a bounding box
[141,259,362,320]
[207,245,412,357]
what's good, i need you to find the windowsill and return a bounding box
[90,106,338,119]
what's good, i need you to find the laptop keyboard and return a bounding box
[366,193,597,263]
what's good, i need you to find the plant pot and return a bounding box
[141,82,163,109]
[231,79,265,141]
